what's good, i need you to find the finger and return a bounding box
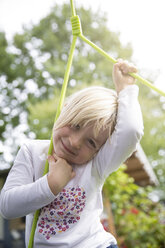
[52,153,58,161]
[47,155,56,164]
[53,153,69,165]
[123,67,137,75]
[120,61,137,75]
[129,66,138,74]
[113,61,123,74]
[114,61,123,71]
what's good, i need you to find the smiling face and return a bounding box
[53,124,109,165]
[52,87,118,165]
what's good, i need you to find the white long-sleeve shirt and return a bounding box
[0,85,144,248]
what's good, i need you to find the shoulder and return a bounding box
[20,139,50,159]
[22,139,50,149]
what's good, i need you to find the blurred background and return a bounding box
[0,0,165,247]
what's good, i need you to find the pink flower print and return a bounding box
[57,211,64,216]
[38,187,86,240]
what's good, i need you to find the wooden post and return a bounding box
[102,188,117,238]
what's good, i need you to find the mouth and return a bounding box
[61,139,76,156]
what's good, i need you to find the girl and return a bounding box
[0,59,144,248]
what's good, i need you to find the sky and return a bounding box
[0,0,165,92]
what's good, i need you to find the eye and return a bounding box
[75,124,80,130]
[71,124,80,130]
[88,139,96,149]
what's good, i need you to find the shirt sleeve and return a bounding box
[0,142,55,219]
[93,85,144,180]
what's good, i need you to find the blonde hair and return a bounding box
[54,86,118,138]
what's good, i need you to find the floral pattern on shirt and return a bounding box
[37,186,86,240]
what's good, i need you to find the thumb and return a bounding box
[47,155,56,166]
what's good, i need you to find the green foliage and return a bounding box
[138,83,165,198]
[104,165,165,248]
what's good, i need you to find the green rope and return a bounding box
[71,16,82,36]
[28,209,40,248]
[70,0,76,16]
[79,34,165,97]
[79,34,116,64]
[28,0,165,246]
[70,11,165,97]
[129,72,165,97]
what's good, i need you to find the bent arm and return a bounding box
[0,143,55,219]
[94,85,144,179]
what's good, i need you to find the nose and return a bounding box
[69,133,82,149]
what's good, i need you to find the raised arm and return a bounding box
[94,59,144,179]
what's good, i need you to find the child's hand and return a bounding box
[47,153,76,195]
[113,58,138,94]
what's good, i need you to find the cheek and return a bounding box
[53,129,61,148]
[53,127,69,147]
[53,130,58,140]
[53,127,65,139]
[81,147,96,161]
